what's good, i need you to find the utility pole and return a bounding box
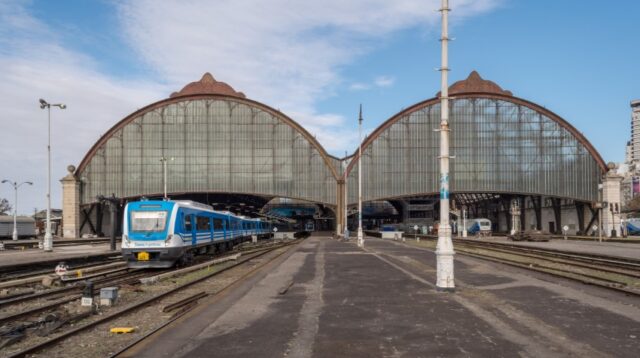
[344,151,349,238]
[2,180,33,240]
[357,105,364,248]
[39,99,66,252]
[435,0,455,291]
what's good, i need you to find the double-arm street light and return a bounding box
[357,105,364,248]
[39,98,66,252]
[1,180,33,240]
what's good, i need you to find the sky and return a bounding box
[0,0,638,214]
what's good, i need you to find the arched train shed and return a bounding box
[63,73,340,237]
[341,71,608,235]
[62,71,616,238]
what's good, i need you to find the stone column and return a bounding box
[60,165,80,238]
[602,164,623,238]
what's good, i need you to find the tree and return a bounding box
[0,198,11,215]
[623,196,640,217]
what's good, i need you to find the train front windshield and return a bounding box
[131,211,168,232]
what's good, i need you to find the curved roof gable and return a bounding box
[347,71,606,177]
[76,73,338,180]
[170,72,246,98]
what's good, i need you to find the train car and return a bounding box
[465,218,492,237]
[0,216,36,239]
[122,199,272,268]
[627,218,640,235]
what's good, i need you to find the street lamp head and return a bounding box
[25,182,33,186]
[56,104,67,109]
[39,98,48,109]
[1,179,9,184]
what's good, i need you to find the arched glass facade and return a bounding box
[346,95,604,204]
[77,97,338,205]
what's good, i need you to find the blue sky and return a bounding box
[0,0,637,213]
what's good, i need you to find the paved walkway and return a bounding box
[129,237,640,357]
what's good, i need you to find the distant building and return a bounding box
[32,208,62,236]
[630,100,640,165]
[620,100,640,209]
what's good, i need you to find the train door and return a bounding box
[190,214,197,246]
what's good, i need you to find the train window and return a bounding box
[131,211,167,232]
[213,219,224,230]
[184,215,192,231]
[196,216,210,231]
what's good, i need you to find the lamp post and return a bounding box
[435,0,455,291]
[1,180,33,240]
[357,105,364,248]
[39,99,66,252]
[160,157,174,200]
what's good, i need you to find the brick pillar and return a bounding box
[60,165,80,238]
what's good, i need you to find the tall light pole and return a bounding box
[1,180,33,240]
[39,99,66,252]
[435,0,455,291]
[160,157,174,200]
[344,151,349,238]
[357,105,364,248]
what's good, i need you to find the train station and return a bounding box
[1,1,639,357]
[60,69,622,240]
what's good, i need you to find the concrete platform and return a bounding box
[0,243,120,268]
[128,237,640,358]
[478,236,640,260]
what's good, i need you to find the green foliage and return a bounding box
[0,198,11,215]
[624,196,640,215]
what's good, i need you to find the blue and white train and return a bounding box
[626,218,640,236]
[465,218,492,237]
[122,199,272,268]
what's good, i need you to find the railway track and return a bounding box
[450,240,640,296]
[1,239,299,357]
[0,253,122,282]
[367,232,640,296]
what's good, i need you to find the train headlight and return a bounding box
[122,234,129,247]
[165,234,173,247]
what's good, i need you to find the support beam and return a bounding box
[532,196,542,230]
[502,197,512,233]
[586,207,599,235]
[575,202,585,235]
[551,198,562,234]
[79,204,96,234]
[520,196,526,232]
[96,203,104,237]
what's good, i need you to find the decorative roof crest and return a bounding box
[170,72,246,98]
[438,71,512,97]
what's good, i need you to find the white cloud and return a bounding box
[349,83,371,91]
[0,0,501,213]
[117,0,501,153]
[350,75,396,91]
[0,1,167,214]
[374,76,396,88]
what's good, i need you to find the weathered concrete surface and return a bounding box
[132,237,640,357]
[0,242,119,267]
